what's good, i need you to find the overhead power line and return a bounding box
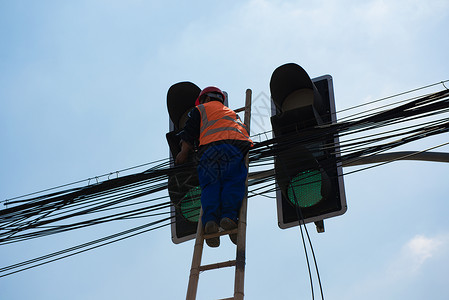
[1,83,449,277]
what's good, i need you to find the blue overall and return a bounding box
[197,143,248,225]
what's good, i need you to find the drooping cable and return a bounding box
[1,84,448,279]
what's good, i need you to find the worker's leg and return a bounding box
[219,144,247,222]
[197,147,222,225]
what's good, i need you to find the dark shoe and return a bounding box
[220,217,237,230]
[220,218,238,245]
[204,221,220,248]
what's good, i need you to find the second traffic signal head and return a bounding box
[270,63,346,230]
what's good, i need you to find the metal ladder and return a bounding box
[185,90,252,300]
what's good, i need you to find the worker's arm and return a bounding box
[175,140,193,165]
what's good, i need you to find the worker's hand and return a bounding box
[176,140,193,165]
[175,149,189,165]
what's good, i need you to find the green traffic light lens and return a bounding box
[180,186,201,222]
[287,169,322,208]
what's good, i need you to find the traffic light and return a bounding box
[270,63,346,230]
[166,81,202,244]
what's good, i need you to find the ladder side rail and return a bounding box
[186,210,204,300]
[233,89,252,300]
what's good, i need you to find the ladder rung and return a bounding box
[218,298,234,300]
[203,228,238,239]
[199,260,236,272]
[234,107,245,113]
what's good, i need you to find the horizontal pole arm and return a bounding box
[247,151,449,180]
[342,151,449,167]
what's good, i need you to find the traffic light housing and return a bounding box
[270,63,346,230]
[166,81,202,244]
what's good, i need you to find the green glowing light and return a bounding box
[180,186,201,222]
[287,169,322,208]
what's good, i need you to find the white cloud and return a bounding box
[339,233,449,300]
[407,235,441,260]
[388,233,449,278]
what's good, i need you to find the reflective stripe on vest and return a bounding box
[197,101,253,147]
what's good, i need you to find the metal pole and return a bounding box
[342,151,449,166]
[247,151,449,181]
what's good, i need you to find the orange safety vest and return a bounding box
[196,101,253,147]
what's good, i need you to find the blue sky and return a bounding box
[1,0,448,299]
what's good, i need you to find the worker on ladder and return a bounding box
[176,86,253,248]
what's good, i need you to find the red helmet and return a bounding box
[195,86,225,106]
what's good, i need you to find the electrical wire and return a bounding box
[1,84,448,280]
